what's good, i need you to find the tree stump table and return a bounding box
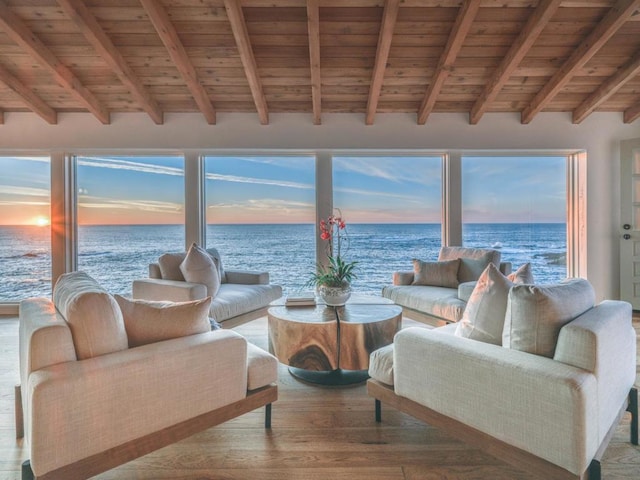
[267,296,402,385]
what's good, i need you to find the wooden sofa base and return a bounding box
[398,307,452,328]
[368,379,638,480]
[22,384,277,480]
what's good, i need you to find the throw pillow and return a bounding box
[438,246,501,283]
[455,263,512,345]
[53,271,128,360]
[412,258,460,288]
[158,252,186,281]
[180,243,221,297]
[115,295,212,348]
[502,278,595,358]
[508,262,534,284]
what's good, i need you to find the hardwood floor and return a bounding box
[1,315,638,480]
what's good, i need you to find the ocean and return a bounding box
[0,223,566,301]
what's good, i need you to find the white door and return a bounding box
[620,138,640,309]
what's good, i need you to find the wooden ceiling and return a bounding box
[0,0,639,126]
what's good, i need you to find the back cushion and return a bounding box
[53,271,128,360]
[438,246,501,283]
[503,278,595,358]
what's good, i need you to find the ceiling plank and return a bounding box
[224,0,269,125]
[624,101,640,123]
[0,63,57,124]
[573,50,640,123]
[0,0,109,124]
[417,0,480,125]
[307,0,321,125]
[469,0,562,125]
[521,0,640,124]
[366,0,400,126]
[57,0,163,125]
[139,0,216,125]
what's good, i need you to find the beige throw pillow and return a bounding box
[53,271,128,360]
[115,295,212,348]
[438,246,501,283]
[412,258,460,288]
[158,252,186,281]
[508,262,534,284]
[180,243,221,297]
[503,278,595,358]
[455,263,513,345]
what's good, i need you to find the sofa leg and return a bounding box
[587,459,601,480]
[375,399,381,423]
[628,387,638,445]
[22,460,34,480]
[265,403,272,429]
[15,384,24,439]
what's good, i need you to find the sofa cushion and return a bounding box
[457,281,476,302]
[503,278,595,358]
[246,342,278,390]
[381,285,466,322]
[412,258,459,288]
[508,262,534,284]
[369,343,395,386]
[114,295,212,348]
[53,271,128,360]
[438,246,501,283]
[212,283,283,322]
[180,243,221,297]
[455,264,513,345]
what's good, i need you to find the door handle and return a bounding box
[624,234,631,240]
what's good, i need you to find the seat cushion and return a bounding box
[246,343,278,390]
[211,283,283,322]
[369,343,395,386]
[114,295,212,347]
[382,285,466,322]
[503,278,595,358]
[53,271,128,360]
[438,246,501,283]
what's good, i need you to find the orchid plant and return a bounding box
[307,210,357,288]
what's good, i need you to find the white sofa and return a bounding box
[132,247,282,326]
[382,246,511,324]
[17,272,278,480]
[368,279,638,480]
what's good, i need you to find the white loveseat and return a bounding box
[132,247,282,326]
[17,272,278,480]
[368,279,638,479]
[382,246,511,324]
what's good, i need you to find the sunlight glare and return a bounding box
[34,216,50,227]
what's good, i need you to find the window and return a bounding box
[462,156,567,282]
[333,156,443,293]
[0,156,51,300]
[76,155,184,294]
[205,156,315,294]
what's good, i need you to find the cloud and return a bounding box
[76,156,183,176]
[79,195,182,214]
[333,157,440,185]
[0,185,49,198]
[206,172,313,190]
[210,198,314,212]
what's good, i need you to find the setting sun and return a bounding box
[34,216,50,227]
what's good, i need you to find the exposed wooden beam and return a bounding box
[470,0,562,125]
[573,51,640,123]
[223,0,269,125]
[417,0,480,125]
[56,0,163,125]
[624,102,640,124]
[521,0,640,124]
[139,0,216,125]
[0,63,57,124]
[366,0,400,126]
[0,0,109,124]
[307,0,322,125]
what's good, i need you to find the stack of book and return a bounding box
[285,292,316,307]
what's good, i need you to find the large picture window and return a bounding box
[76,156,185,294]
[205,156,315,294]
[0,156,51,300]
[462,156,567,282]
[333,156,443,294]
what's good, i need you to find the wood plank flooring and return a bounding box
[0,315,638,480]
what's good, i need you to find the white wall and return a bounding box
[2,111,639,301]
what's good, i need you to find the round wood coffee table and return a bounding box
[267,296,402,385]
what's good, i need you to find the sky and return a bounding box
[0,154,566,225]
